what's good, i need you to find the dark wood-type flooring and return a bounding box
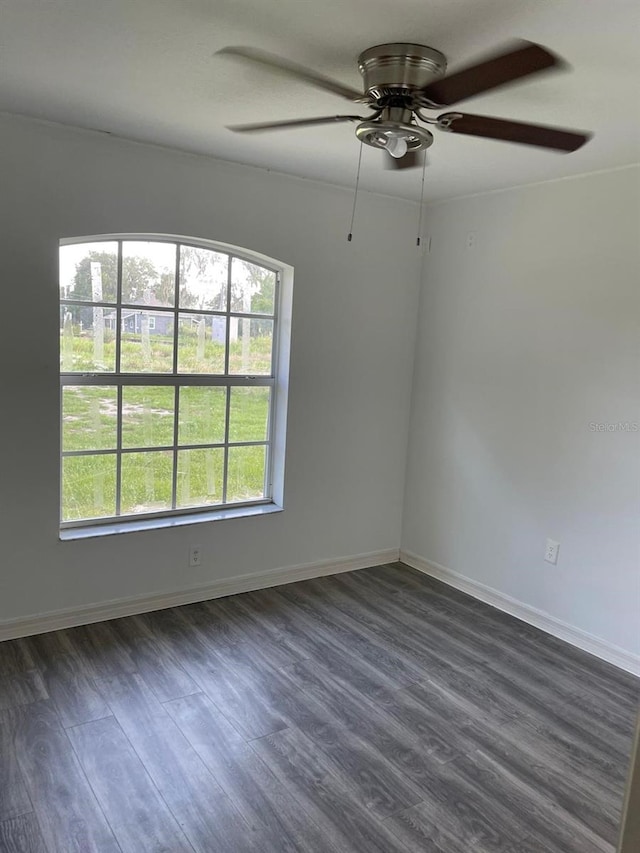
[1,562,638,852]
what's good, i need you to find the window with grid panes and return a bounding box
[59,236,281,530]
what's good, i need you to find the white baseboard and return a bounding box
[0,548,400,642]
[400,549,640,678]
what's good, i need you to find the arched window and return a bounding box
[59,235,290,534]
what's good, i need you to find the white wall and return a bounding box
[0,114,421,622]
[403,166,640,656]
[2,113,637,664]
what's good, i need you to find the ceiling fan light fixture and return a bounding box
[384,135,409,158]
[356,118,434,157]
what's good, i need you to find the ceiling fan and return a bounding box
[219,40,591,169]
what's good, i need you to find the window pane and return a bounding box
[62,454,117,521]
[122,241,176,307]
[120,311,174,373]
[179,246,228,311]
[177,313,226,374]
[62,386,117,452]
[60,305,116,372]
[227,445,267,503]
[231,258,276,315]
[121,451,173,515]
[228,387,270,443]
[177,448,224,508]
[122,386,175,448]
[179,387,226,446]
[228,318,273,375]
[59,242,118,303]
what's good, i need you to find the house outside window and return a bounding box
[59,235,291,535]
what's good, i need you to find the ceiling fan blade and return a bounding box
[421,41,561,106]
[227,115,364,133]
[384,150,426,170]
[218,46,365,102]
[438,112,591,151]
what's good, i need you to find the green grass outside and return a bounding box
[61,376,271,522]
[60,328,273,375]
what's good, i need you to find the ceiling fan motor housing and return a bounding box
[357,43,447,100]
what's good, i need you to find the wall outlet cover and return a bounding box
[545,539,560,565]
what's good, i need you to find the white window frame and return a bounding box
[147,315,156,330]
[59,233,292,538]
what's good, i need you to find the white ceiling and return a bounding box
[2,0,639,201]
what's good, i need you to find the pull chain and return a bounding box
[347,142,364,242]
[416,153,427,246]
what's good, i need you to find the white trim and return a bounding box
[60,502,282,540]
[0,549,400,642]
[400,549,640,678]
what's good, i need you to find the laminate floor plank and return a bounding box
[406,679,623,839]
[0,640,35,678]
[342,569,551,666]
[338,569,629,731]
[374,564,639,706]
[0,710,32,822]
[0,813,48,853]
[438,669,632,790]
[236,587,416,695]
[506,710,626,791]
[254,667,424,819]
[166,691,341,853]
[10,700,121,853]
[485,651,637,740]
[364,564,501,619]
[173,607,424,820]
[364,564,593,679]
[251,726,413,853]
[22,630,88,671]
[303,574,489,675]
[96,671,260,853]
[392,746,611,853]
[60,621,137,679]
[0,670,48,712]
[140,606,287,739]
[418,666,627,807]
[282,657,463,767]
[30,652,111,728]
[274,583,427,688]
[67,715,193,853]
[384,798,524,853]
[242,588,430,704]
[109,616,200,703]
[220,592,312,665]
[5,562,635,853]
[375,572,640,727]
[469,659,632,763]
[233,588,319,661]
[467,746,619,850]
[203,596,301,670]
[290,655,606,847]
[173,605,290,739]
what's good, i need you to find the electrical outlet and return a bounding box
[544,539,560,565]
[189,544,202,567]
[466,230,478,249]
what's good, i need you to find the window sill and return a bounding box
[59,502,283,541]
